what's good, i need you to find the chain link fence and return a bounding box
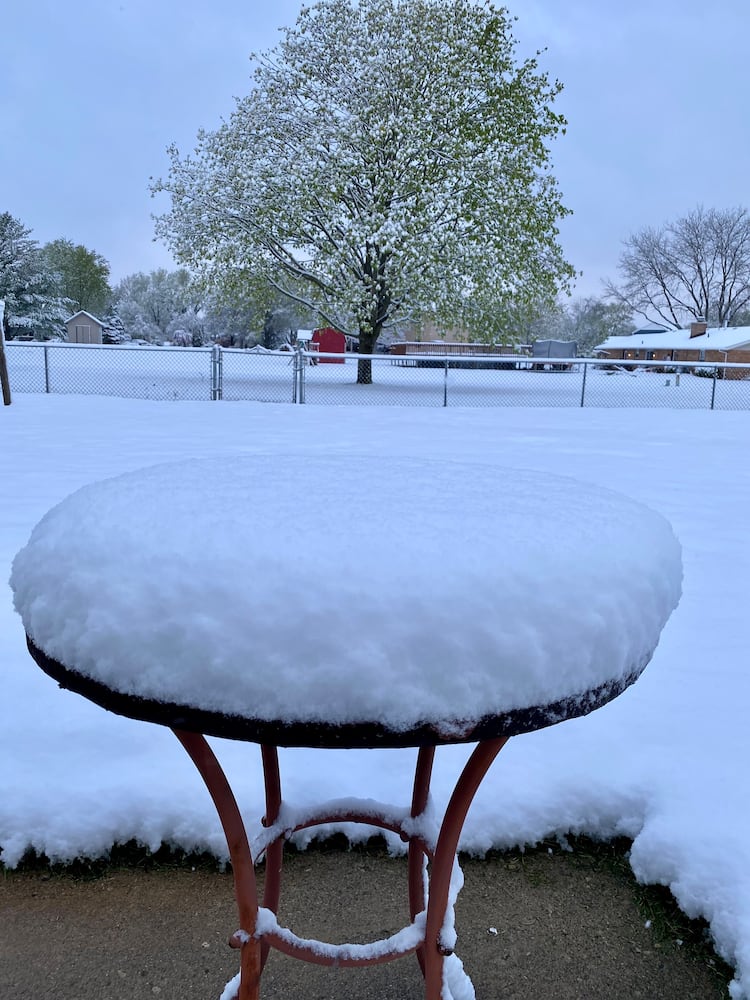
[5,342,215,400]
[6,341,750,410]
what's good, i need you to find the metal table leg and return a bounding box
[173,730,509,1000]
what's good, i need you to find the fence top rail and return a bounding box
[4,341,211,354]
[221,347,296,357]
[301,350,538,361]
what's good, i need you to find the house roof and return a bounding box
[600,325,750,352]
[65,310,104,325]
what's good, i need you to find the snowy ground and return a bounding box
[1,394,749,998]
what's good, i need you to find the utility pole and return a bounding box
[0,300,12,405]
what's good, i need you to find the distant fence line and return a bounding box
[5,340,750,410]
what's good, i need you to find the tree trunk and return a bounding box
[356,329,379,384]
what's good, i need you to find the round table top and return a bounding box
[12,455,682,748]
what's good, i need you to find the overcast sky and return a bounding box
[3,0,748,299]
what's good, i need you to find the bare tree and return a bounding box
[606,206,750,328]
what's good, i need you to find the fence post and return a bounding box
[44,345,50,394]
[0,300,11,405]
[443,357,449,407]
[710,370,717,410]
[292,343,306,403]
[580,362,588,407]
[210,345,223,400]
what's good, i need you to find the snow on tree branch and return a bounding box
[152,0,574,381]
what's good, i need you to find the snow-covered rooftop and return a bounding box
[65,309,104,325]
[601,325,750,352]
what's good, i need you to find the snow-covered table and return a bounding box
[12,455,682,1000]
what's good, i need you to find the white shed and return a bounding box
[66,310,104,344]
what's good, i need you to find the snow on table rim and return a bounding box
[10,454,682,733]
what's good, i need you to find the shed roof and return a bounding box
[65,310,104,326]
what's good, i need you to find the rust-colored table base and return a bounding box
[173,730,509,1000]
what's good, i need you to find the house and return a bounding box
[65,310,104,344]
[598,321,750,379]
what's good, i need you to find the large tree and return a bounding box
[153,0,574,382]
[563,297,634,354]
[491,295,632,354]
[606,206,750,329]
[0,212,69,339]
[113,268,198,342]
[41,238,112,316]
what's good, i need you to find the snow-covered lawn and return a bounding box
[2,394,748,998]
[7,340,750,409]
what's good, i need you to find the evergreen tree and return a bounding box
[0,214,37,334]
[0,213,69,339]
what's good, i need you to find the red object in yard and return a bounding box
[312,327,346,362]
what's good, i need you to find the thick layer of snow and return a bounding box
[11,456,681,730]
[601,323,750,353]
[1,396,749,998]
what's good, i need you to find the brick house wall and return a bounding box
[604,346,750,378]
